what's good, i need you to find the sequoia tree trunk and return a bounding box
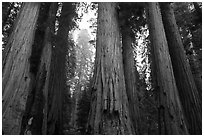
[41,4,58,134]
[87,2,134,134]
[147,2,188,135]
[20,3,58,135]
[2,3,40,135]
[47,3,75,134]
[160,3,202,134]
[121,25,140,134]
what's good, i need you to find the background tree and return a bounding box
[173,2,202,96]
[69,29,94,132]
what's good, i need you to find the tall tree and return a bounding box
[2,3,40,135]
[87,2,134,134]
[70,29,93,130]
[47,2,76,134]
[160,3,202,134]
[20,3,59,135]
[147,2,188,134]
[41,3,58,134]
[121,22,140,134]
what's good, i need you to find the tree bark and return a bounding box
[188,54,202,97]
[87,2,134,134]
[41,3,58,134]
[160,3,202,134]
[121,25,140,134]
[147,2,188,135]
[2,2,40,135]
[47,3,74,134]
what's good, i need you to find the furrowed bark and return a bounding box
[160,3,202,134]
[47,3,74,134]
[147,2,188,135]
[2,2,40,135]
[87,2,134,135]
[122,25,140,134]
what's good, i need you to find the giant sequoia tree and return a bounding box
[147,2,188,134]
[160,3,202,134]
[2,3,40,135]
[87,2,134,134]
[47,3,76,134]
[20,3,58,135]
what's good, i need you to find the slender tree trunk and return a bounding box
[121,25,140,134]
[2,3,40,135]
[87,3,134,134]
[147,2,188,135]
[160,3,202,134]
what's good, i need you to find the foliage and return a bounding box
[173,2,202,53]
[2,2,22,49]
[76,84,91,134]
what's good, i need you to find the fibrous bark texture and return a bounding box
[47,3,74,134]
[122,25,140,134]
[160,3,202,134]
[2,2,40,135]
[20,3,58,135]
[147,2,188,135]
[41,3,58,134]
[87,2,134,135]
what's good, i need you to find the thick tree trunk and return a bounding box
[23,3,58,135]
[47,34,65,135]
[121,25,140,134]
[47,3,74,134]
[19,3,58,135]
[147,2,188,135]
[160,3,202,134]
[2,3,40,135]
[87,3,134,134]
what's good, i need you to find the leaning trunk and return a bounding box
[147,2,188,135]
[87,2,134,134]
[2,3,40,135]
[160,3,202,134]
